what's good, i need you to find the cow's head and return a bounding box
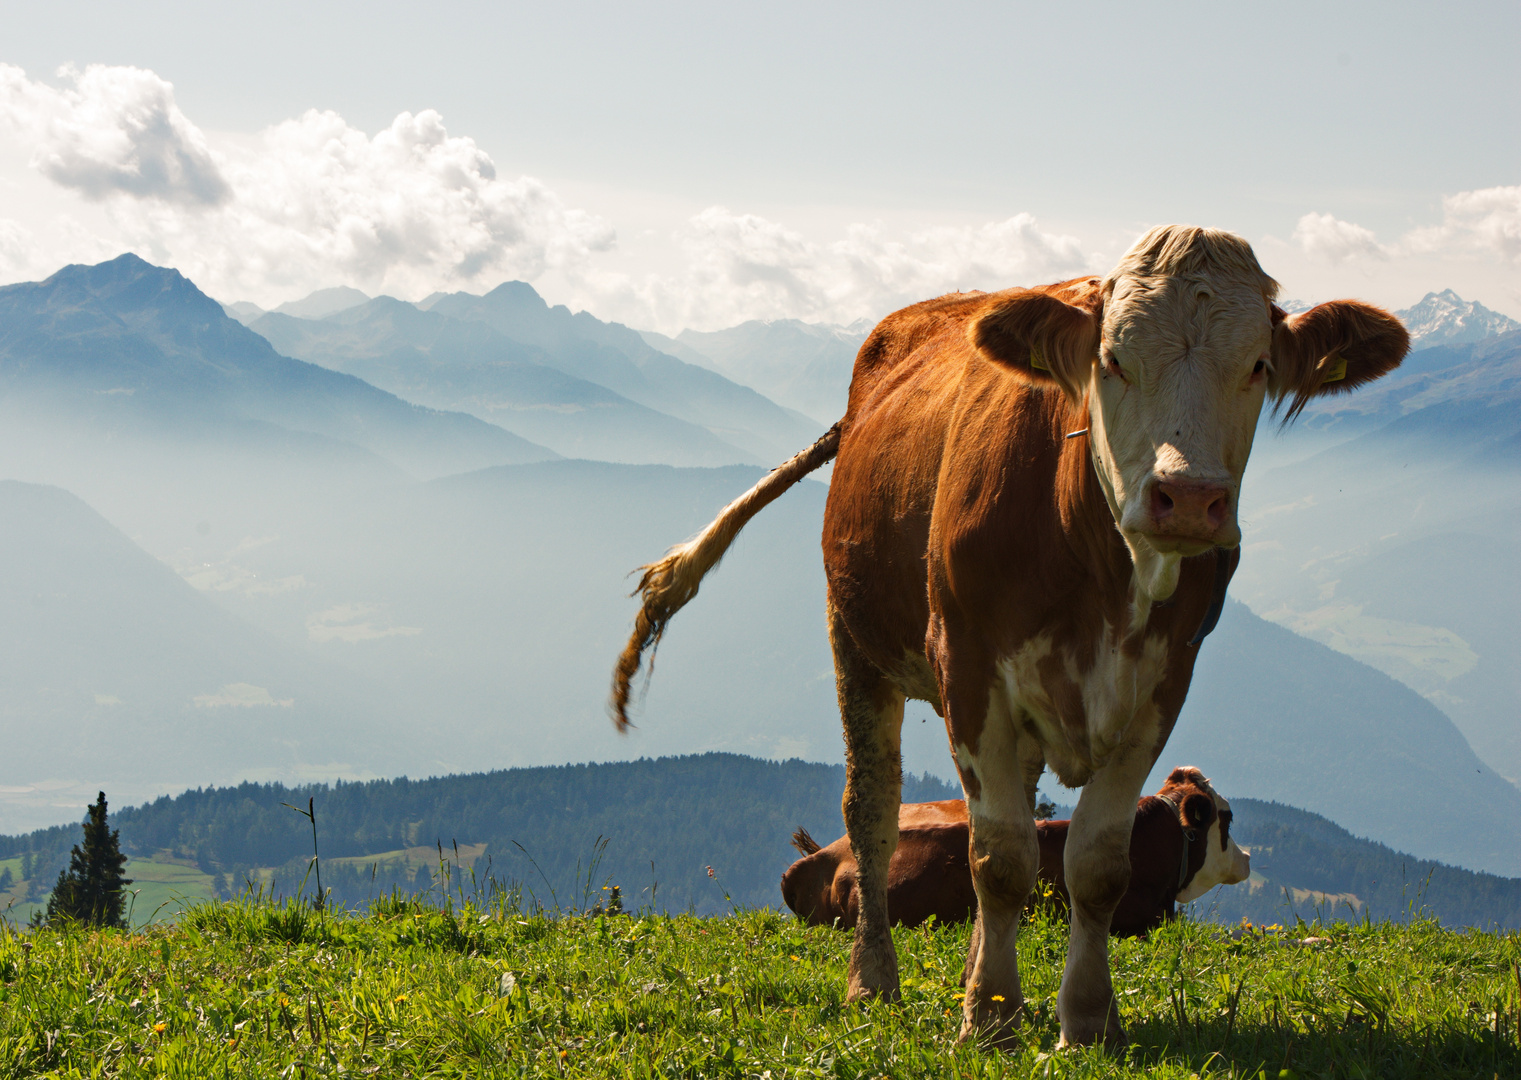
[971,225,1409,599]
[1156,766,1251,902]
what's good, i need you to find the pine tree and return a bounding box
[45,791,133,928]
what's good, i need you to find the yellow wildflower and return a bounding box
[991,995,1005,1002]
[153,1022,167,1034]
[395,994,408,1003]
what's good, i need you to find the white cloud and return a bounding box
[0,63,615,304]
[576,207,1095,332]
[0,63,227,205]
[0,217,35,275]
[1291,212,1388,264]
[1292,189,1521,275]
[193,682,294,708]
[1423,185,1521,261]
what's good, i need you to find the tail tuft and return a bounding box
[791,827,821,856]
[609,423,841,731]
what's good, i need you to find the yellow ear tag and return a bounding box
[1321,352,1347,384]
[1029,342,1050,372]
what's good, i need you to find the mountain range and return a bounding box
[1236,318,1521,792]
[641,319,869,426]
[0,254,556,481]
[3,259,1521,883]
[1395,289,1520,348]
[248,284,822,467]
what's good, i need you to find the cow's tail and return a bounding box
[790,827,821,856]
[611,422,842,731]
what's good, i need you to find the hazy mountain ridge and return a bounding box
[653,318,869,426]
[251,297,765,467]
[1236,328,1521,789]
[0,255,558,480]
[0,480,408,831]
[4,260,1520,880]
[411,283,822,462]
[1,449,1516,873]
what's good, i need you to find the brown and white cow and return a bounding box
[611,226,1406,1047]
[782,767,1249,936]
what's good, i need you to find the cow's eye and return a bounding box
[1104,351,1128,383]
[1251,358,1267,381]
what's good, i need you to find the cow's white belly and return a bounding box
[996,624,1170,787]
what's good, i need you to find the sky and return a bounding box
[1,0,1518,333]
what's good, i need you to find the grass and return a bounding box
[0,893,1518,1078]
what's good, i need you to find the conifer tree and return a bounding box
[46,791,132,928]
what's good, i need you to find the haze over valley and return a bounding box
[0,250,1515,889]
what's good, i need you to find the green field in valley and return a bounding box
[1,895,1519,1079]
[2,856,218,930]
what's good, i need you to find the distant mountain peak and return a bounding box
[1396,290,1520,349]
[272,286,370,321]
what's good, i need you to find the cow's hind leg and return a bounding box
[830,604,905,1003]
[1057,747,1153,1049]
[956,698,1043,1046]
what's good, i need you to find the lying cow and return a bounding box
[782,768,1249,937]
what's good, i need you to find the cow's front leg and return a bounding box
[830,605,905,1003]
[955,701,1043,1046]
[1058,748,1152,1049]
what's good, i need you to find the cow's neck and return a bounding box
[1053,400,1158,637]
[1081,401,1182,605]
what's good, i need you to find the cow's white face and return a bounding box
[1176,790,1251,903]
[970,224,1409,603]
[1088,270,1272,599]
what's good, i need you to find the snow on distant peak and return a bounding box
[1395,290,1520,349]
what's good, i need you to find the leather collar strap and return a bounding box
[1152,793,1195,894]
[1188,546,1241,647]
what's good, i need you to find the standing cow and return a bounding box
[611,226,1406,1047]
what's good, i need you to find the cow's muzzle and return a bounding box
[1140,475,1238,549]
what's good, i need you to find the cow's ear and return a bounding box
[1180,793,1216,832]
[1270,300,1409,420]
[971,289,1100,402]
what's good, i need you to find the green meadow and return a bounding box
[1,857,218,931]
[1,894,1518,1079]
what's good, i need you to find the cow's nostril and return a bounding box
[1157,491,1174,511]
[1207,496,1228,527]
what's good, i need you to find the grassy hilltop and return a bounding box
[0,894,1518,1079]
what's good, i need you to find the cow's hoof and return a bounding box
[956,1000,1025,1050]
[1056,1012,1127,1051]
[846,935,899,1004]
[956,1014,1023,1050]
[845,979,901,1004]
[1057,994,1125,1050]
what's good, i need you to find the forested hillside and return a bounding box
[5,754,1521,927]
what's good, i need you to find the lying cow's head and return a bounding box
[1155,766,1251,901]
[971,225,1408,599]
